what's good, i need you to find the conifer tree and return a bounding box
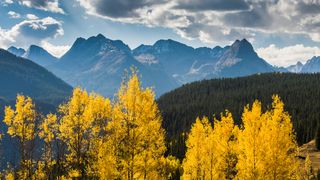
[315,124,320,150]
[3,95,37,179]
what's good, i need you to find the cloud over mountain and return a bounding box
[0,17,63,48]
[76,0,320,45]
[257,44,320,67]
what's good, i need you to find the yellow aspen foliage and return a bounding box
[33,161,46,180]
[159,155,180,179]
[208,111,238,180]
[183,112,238,180]
[304,154,314,180]
[95,138,118,179]
[236,100,264,179]
[107,71,168,179]
[57,88,112,178]
[3,95,36,141]
[182,117,212,179]
[237,95,299,180]
[3,95,37,179]
[4,172,14,180]
[58,88,90,177]
[39,113,58,143]
[38,113,58,179]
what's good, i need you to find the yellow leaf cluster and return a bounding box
[3,95,36,140]
[183,95,299,180]
[183,111,238,179]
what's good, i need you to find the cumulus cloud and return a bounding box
[8,11,21,19]
[76,0,167,19]
[76,0,320,46]
[1,0,13,5]
[17,0,64,14]
[175,0,249,11]
[0,17,64,48]
[40,41,70,57]
[0,28,14,48]
[256,44,320,67]
[26,14,39,20]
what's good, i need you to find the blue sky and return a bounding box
[0,0,320,67]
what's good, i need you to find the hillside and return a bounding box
[0,49,72,168]
[157,73,320,159]
[299,140,320,173]
[0,49,72,103]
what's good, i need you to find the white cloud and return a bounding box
[26,14,39,20]
[76,0,320,45]
[8,11,21,19]
[40,41,70,57]
[1,0,13,5]
[18,0,65,14]
[256,44,320,67]
[0,28,14,48]
[0,17,64,48]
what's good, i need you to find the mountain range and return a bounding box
[6,34,320,97]
[8,45,57,67]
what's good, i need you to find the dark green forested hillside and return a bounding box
[157,73,320,159]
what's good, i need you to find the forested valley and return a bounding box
[0,72,319,179]
[158,73,320,160]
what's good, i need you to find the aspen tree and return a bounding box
[237,96,298,180]
[38,113,58,179]
[183,112,238,180]
[108,71,168,179]
[236,100,264,179]
[58,88,112,178]
[182,117,212,179]
[209,111,238,180]
[58,88,90,178]
[3,95,37,179]
[260,95,298,179]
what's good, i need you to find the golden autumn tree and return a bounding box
[208,111,238,179]
[182,117,212,179]
[57,88,112,178]
[183,112,238,180]
[3,95,37,179]
[84,92,112,178]
[105,71,171,179]
[236,100,264,179]
[236,95,299,180]
[38,113,59,179]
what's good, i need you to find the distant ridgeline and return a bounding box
[157,73,320,159]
